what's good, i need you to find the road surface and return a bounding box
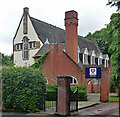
[77,102,119,116]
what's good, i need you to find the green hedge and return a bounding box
[2,67,46,111]
[46,85,87,101]
[46,85,57,101]
[70,86,87,101]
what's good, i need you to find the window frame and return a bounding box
[29,42,32,49]
[16,44,19,50]
[20,43,23,50]
[23,36,29,60]
[33,41,36,48]
[70,76,78,85]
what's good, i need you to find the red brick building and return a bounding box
[13,8,111,93]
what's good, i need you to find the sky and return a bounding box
[0,0,117,55]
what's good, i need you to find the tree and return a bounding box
[107,0,120,11]
[85,28,112,57]
[108,13,120,88]
[0,53,14,66]
[85,13,120,88]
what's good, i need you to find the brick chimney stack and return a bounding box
[64,10,78,64]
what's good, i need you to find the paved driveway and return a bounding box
[77,102,119,116]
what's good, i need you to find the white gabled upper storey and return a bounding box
[13,7,43,67]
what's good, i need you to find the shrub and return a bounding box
[2,67,46,111]
[70,86,87,101]
[46,85,57,101]
[46,85,87,101]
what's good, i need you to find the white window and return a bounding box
[84,54,88,65]
[85,54,87,64]
[83,48,88,65]
[23,37,28,59]
[70,77,78,85]
[91,56,95,65]
[88,81,90,84]
[94,80,98,84]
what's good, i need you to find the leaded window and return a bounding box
[29,42,32,49]
[16,44,19,50]
[23,37,28,59]
[20,43,23,50]
[33,42,36,48]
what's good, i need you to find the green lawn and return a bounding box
[109,97,119,102]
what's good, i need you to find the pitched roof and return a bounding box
[33,44,49,58]
[30,16,101,57]
[30,17,65,44]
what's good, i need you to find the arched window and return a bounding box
[94,79,98,84]
[70,76,78,85]
[23,36,28,59]
[87,81,90,84]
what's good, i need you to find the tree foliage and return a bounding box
[0,53,14,67]
[2,67,46,111]
[85,13,120,88]
[107,0,120,11]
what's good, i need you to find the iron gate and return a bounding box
[69,86,78,112]
[44,85,57,112]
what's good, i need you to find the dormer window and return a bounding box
[95,58,98,65]
[84,54,88,65]
[97,53,103,65]
[83,48,88,65]
[99,58,102,65]
[90,50,96,65]
[103,54,109,67]
[92,56,95,65]
[23,36,28,60]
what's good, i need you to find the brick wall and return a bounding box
[65,10,78,64]
[43,44,84,85]
[100,68,110,102]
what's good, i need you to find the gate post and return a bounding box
[100,68,110,102]
[57,76,71,116]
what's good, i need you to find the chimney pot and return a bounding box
[23,7,29,14]
[65,10,78,19]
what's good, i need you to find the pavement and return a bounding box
[78,93,101,110]
[77,102,119,116]
[0,93,118,117]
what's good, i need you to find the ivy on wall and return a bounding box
[31,51,49,70]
